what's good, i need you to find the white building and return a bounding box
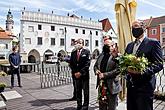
[20,11,103,63]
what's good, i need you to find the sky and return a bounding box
[0,0,165,35]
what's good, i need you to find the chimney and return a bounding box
[67,13,69,16]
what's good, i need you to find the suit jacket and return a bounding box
[125,37,163,92]
[94,53,122,95]
[70,48,90,79]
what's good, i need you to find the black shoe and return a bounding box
[81,106,88,110]
[10,86,14,89]
[18,85,22,88]
[76,106,82,110]
[69,97,77,101]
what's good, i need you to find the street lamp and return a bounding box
[64,27,67,52]
[90,30,92,53]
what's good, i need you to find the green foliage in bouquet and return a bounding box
[116,54,149,75]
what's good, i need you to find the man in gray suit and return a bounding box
[94,39,121,110]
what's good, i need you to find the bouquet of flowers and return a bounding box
[97,80,109,104]
[116,54,149,75]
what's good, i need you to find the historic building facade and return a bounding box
[144,16,165,55]
[20,10,103,63]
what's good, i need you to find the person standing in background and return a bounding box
[9,46,22,89]
[69,41,78,101]
[70,38,90,110]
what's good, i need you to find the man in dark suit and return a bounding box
[69,41,78,101]
[94,39,121,110]
[70,38,90,110]
[125,20,163,110]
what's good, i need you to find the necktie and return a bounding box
[77,50,80,61]
[133,40,141,54]
[135,39,140,46]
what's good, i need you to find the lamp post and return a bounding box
[64,27,67,52]
[90,31,92,53]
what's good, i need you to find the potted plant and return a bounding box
[0,83,6,92]
[0,71,7,92]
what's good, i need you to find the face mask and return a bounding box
[132,27,144,38]
[103,45,110,53]
[74,44,82,50]
[74,44,79,50]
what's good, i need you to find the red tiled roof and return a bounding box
[144,16,165,27]
[100,18,112,32]
[0,27,13,39]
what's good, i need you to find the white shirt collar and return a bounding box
[135,36,145,43]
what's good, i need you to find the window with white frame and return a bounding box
[25,38,31,44]
[85,40,89,46]
[6,44,8,49]
[151,29,157,35]
[75,28,78,34]
[51,26,55,31]
[59,28,64,35]
[96,31,98,36]
[162,38,165,43]
[82,29,85,34]
[51,38,55,45]
[37,37,42,45]
[60,38,65,46]
[28,26,34,32]
[162,27,165,33]
[38,24,42,30]
[95,40,98,46]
